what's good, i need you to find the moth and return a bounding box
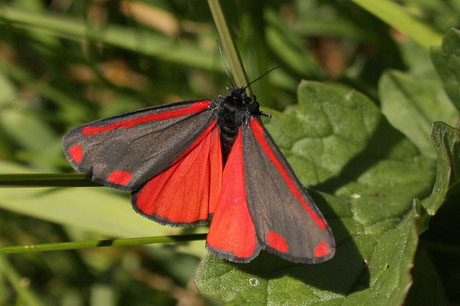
[63,86,335,263]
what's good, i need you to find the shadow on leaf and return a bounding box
[218,190,369,295]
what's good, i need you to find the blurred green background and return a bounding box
[0,0,459,305]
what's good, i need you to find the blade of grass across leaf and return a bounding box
[351,0,442,48]
[0,234,206,255]
[0,173,96,187]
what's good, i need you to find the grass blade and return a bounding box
[351,0,442,48]
[0,234,207,255]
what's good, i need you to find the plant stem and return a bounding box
[207,0,251,93]
[0,234,207,255]
[0,174,96,187]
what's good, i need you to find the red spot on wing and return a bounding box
[108,171,133,186]
[314,241,330,258]
[135,121,222,223]
[207,130,258,259]
[266,231,289,253]
[69,145,83,163]
[82,100,211,135]
[250,119,327,230]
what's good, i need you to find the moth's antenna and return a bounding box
[243,65,280,91]
[217,41,235,88]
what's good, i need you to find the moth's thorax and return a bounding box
[214,87,261,161]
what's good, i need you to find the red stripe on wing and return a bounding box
[82,100,211,135]
[207,130,259,261]
[133,120,222,224]
[249,119,326,230]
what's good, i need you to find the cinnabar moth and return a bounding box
[63,87,335,263]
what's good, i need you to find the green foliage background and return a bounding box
[0,0,458,305]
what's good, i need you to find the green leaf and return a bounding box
[422,122,460,216]
[379,70,458,158]
[400,40,439,78]
[195,81,432,304]
[431,28,460,110]
[196,198,420,304]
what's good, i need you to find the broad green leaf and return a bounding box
[196,81,432,304]
[400,40,439,78]
[431,28,460,110]
[422,122,460,215]
[196,198,419,305]
[379,70,458,158]
[0,161,207,258]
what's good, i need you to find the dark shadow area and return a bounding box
[412,194,460,304]
[227,191,370,295]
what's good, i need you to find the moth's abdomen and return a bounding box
[217,96,250,162]
[218,111,241,162]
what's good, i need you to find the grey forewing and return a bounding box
[63,106,215,191]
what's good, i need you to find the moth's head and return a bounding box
[226,87,253,105]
